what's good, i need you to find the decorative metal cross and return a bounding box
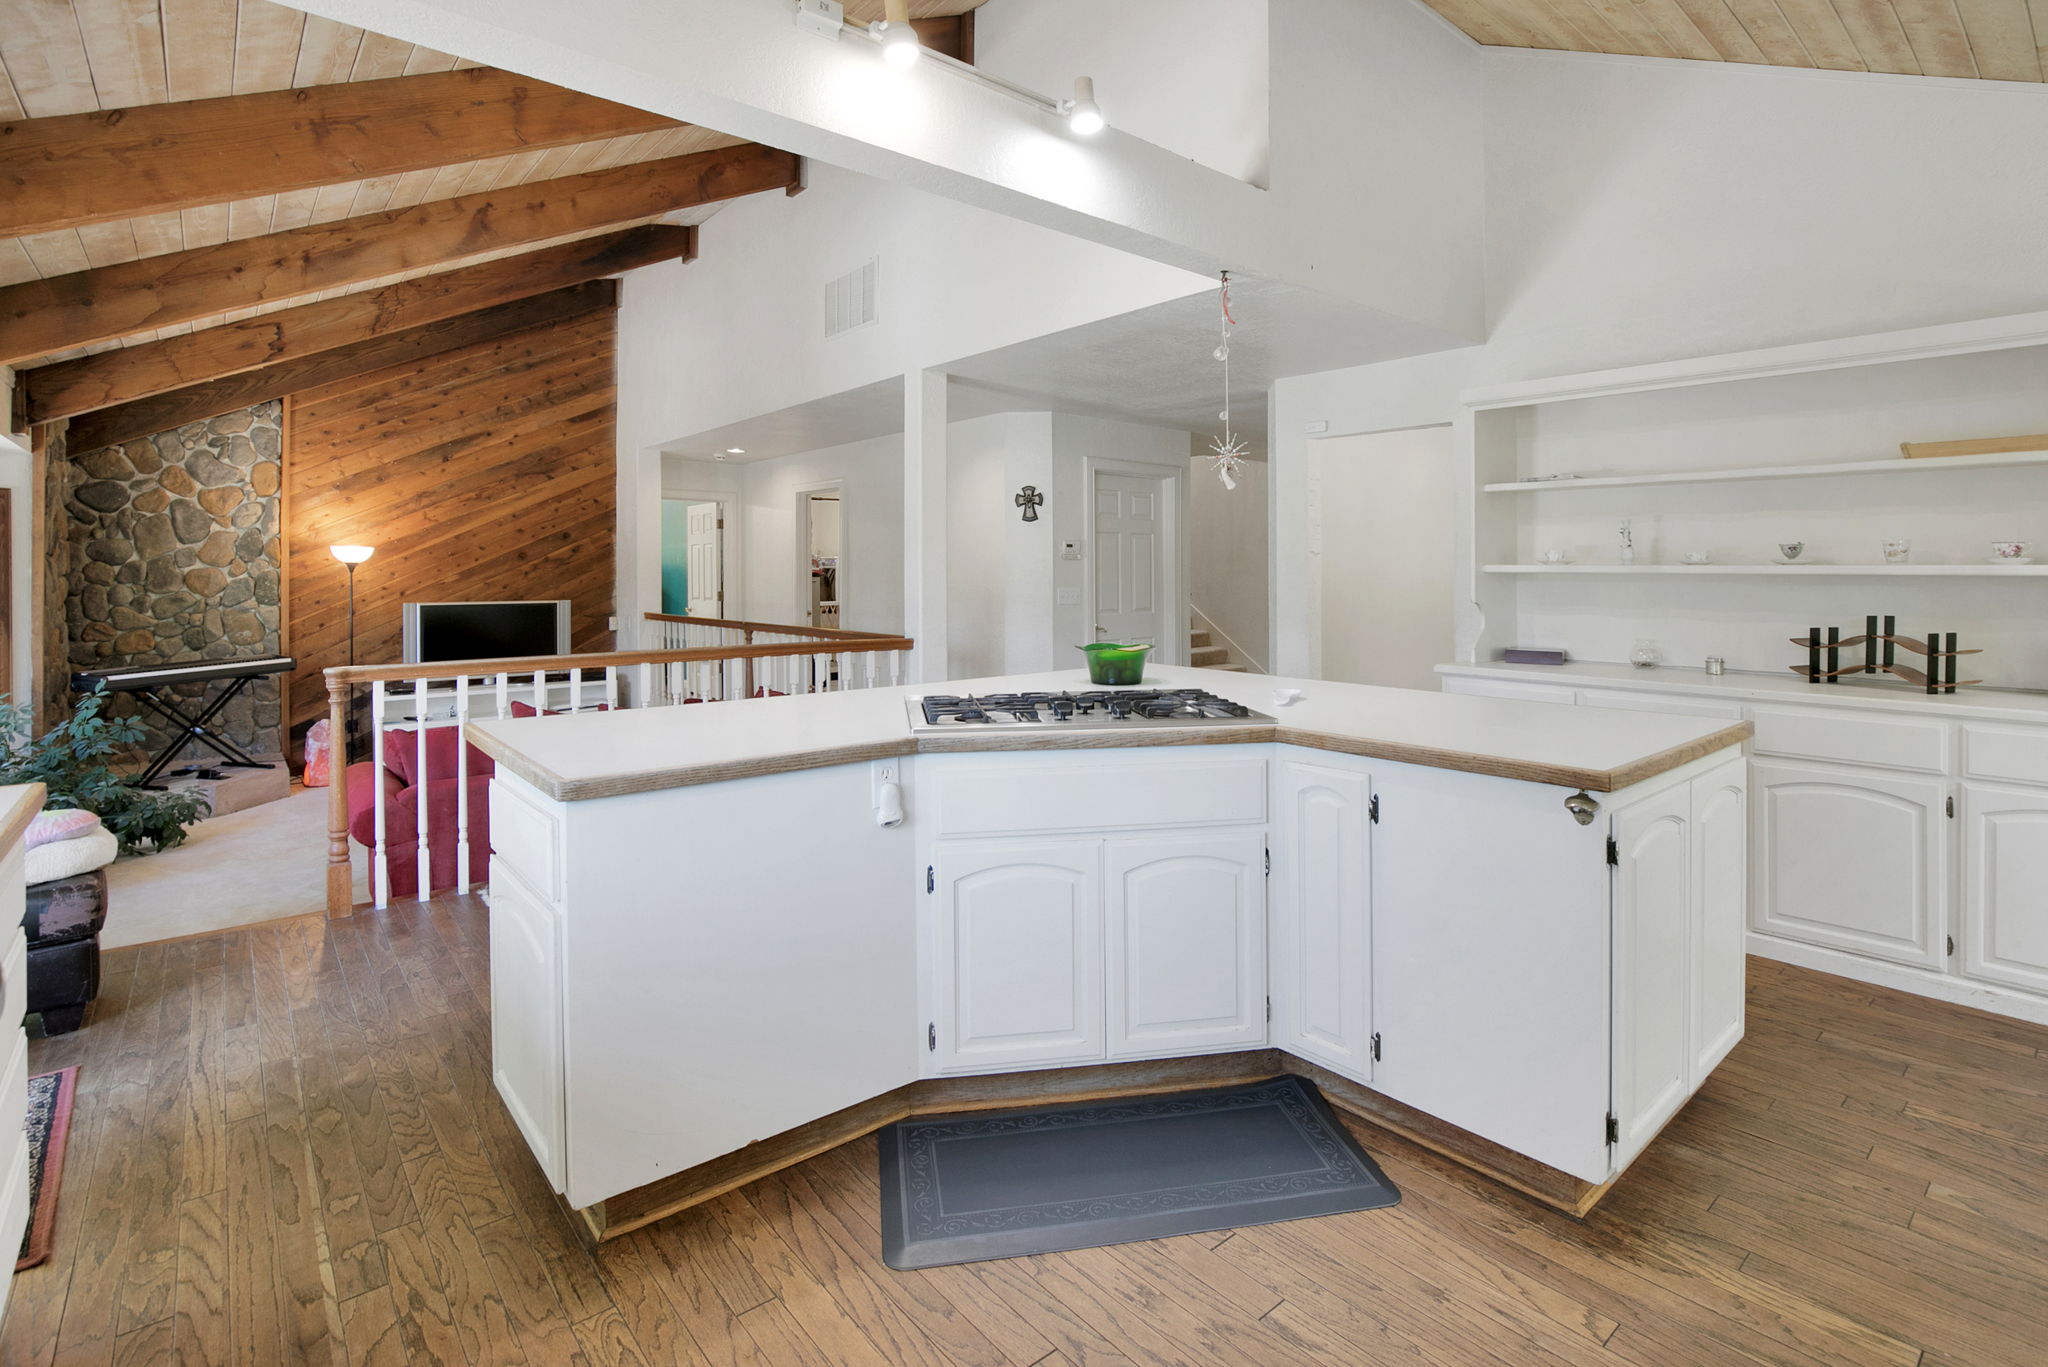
[1015,485,1044,522]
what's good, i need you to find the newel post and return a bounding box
[325,673,354,917]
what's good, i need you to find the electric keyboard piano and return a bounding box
[72,655,296,789]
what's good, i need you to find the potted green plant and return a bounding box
[0,690,210,854]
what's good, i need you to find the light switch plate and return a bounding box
[1056,587,1081,605]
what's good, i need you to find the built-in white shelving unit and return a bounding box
[1482,448,2048,494]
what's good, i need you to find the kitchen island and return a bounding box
[467,667,1750,1241]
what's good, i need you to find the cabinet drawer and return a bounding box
[1749,706,1949,774]
[1576,689,1745,721]
[929,754,1266,838]
[1441,676,1576,705]
[489,778,561,902]
[1963,726,2048,789]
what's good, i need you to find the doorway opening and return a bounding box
[660,498,726,619]
[803,490,843,629]
[1316,426,1456,690]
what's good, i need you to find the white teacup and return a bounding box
[1271,688,1304,708]
[1537,549,1568,565]
[1682,552,1711,566]
[1991,541,2030,560]
[1777,541,1806,561]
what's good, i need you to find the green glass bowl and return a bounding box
[1078,642,1153,687]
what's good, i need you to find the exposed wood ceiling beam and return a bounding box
[18,224,693,426]
[0,143,795,365]
[0,66,682,237]
[908,14,975,63]
[61,282,620,453]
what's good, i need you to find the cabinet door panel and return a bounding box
[1962,783,2048,995]
[1371,765,1613,1184]
[1107,833,1265,1057]
[1752,760,1946,968]
[1612,788,1692,1165]
[489,860,565,1189]
[1692,765,1748,1078]
[936,841,1104,1071]
[1271,759,1371,1079]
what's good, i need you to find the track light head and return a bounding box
[1066,76,1105,135]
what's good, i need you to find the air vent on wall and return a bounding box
[824,258,879,337]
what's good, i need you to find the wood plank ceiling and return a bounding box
[1421,0,2046,80]
[0,0,752,371]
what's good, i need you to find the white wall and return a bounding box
[1317,428,1458,691]
[973,1,1270,186]
[1481,53,2048,383]
[1188,450,1269,672]
[730,434,905,635]
[946,412,1023,679]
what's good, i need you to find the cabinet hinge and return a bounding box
[1947,795,1955,819]
[1265,995,1272,1022]
[1369,1032,1382,1062]
[926,865,935,894]
[1605,1113,1619,1146]
[1606,836,1619,866]
[1947,934,1955,957]
[1264,847,1271,877]
[1368,793,1380,824]
[927,1022,936,1052]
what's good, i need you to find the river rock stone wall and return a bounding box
[63,402,284,761]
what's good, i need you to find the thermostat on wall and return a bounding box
[1060,541,1081,561]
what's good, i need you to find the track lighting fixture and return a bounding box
[874,0,919,67]
[1065,76,1105,136]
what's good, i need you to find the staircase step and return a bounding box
[1190,646,1230,667]
[1189,630,1212,649]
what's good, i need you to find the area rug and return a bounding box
[18,1065,79,1270]
[878,1074,1400,1270]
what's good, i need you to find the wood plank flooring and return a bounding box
[7,897,2047,1366]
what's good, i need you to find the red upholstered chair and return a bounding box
[344,727,495,899]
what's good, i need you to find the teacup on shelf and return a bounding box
[1682,552,1711,566]
[1991,541,2031,561]
[1537,549,1569,565]
[1777,542,1806,562]
[1882,539,1911,564]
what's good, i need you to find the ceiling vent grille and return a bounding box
[824,258,879,337]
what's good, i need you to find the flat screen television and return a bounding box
[401,600,571,664]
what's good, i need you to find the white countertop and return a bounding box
[1437,659,2048,724]
[468,666,1748,802]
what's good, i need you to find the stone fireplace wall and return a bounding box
[63,402,284,762]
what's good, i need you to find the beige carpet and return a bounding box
[102,785,370,949]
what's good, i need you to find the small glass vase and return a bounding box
[1630,640,1661,669]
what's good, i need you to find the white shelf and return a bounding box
[1483,448,2048,494]
[1484,564,2048,577]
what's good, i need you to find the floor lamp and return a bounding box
[330,544,375,760]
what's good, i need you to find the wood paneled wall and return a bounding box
[283,300,618,729]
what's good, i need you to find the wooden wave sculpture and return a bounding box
[1791,615,1981,694]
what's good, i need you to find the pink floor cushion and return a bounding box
[26,810,102,849]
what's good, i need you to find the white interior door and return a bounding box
[685,503,722,618]
[1094,471,1166,648]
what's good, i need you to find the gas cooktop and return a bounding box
[908,688,1272,731]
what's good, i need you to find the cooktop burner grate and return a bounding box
[911,688,1269,729]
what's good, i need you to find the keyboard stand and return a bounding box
[127,677,277,790]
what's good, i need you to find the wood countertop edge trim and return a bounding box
[468,719,1752,800]
[0,785,48,856]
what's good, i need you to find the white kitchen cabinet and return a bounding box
[932,840,1105,1071]
[1752,758,1947,969]
[1692,765,1748,1078]
[1961,783,2048,995]
[1610,785,1693,1163]
[1269,759,1372,1079]
[1106,832,1266,1058]
[1368,762,1614,1184]
[488,858,566,1189]
[1440,675,1578,705]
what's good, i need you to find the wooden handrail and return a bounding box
[643,612,901,642]
[323,637,914,687]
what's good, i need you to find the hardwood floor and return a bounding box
[6,897,2047,1366]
